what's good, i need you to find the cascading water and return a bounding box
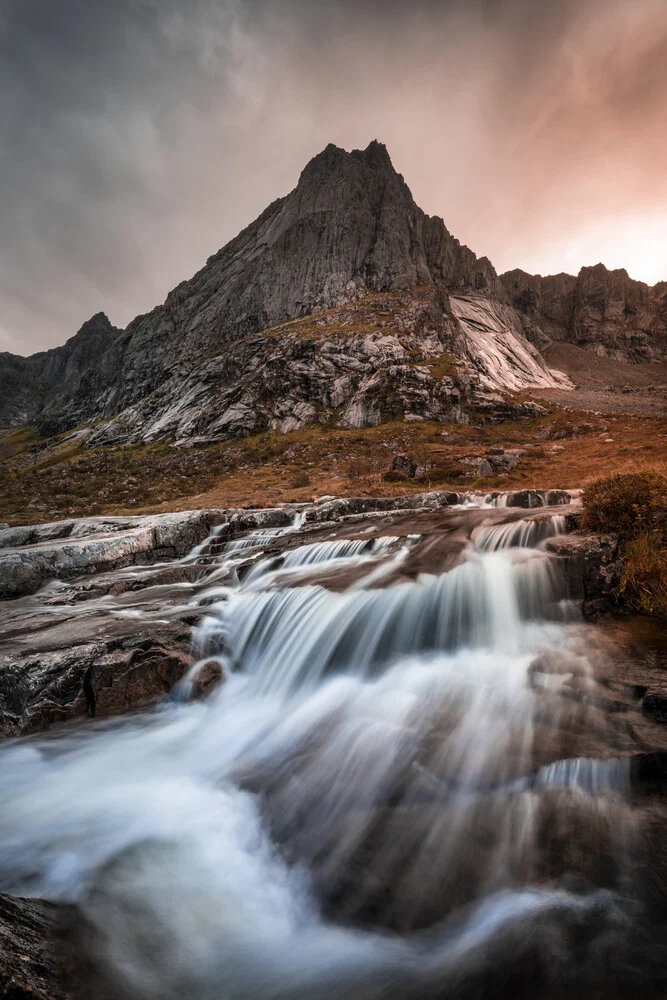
[474,514,566,552]
[0,506,665,998]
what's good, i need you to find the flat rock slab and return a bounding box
[0,509,227,600]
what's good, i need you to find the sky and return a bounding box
[2,0,667,355]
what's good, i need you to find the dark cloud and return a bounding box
[1,0,666,354]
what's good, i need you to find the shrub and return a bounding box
[290,471,311,488]
[581,472,667,539]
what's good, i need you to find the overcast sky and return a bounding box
[2,0,667,354]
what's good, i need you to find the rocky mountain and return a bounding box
[0,313,120,431]
[501,264,667,362]
[2,140,663,445]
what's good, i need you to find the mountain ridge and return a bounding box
[1,140,665,440]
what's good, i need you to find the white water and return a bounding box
[0,509,654,997]
[474,515,566,552]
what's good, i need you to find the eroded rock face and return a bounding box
[501,264,667,361]
[83,287,569,446]
[545,531,624,615]
[0,622,191,739]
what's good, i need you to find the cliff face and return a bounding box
[80,288,566,448]
[501,264,667,362]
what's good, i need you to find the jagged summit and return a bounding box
[0,140,665,438]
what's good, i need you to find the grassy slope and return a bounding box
[1,408,665,526]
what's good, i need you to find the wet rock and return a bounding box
[190,659,226,699]
[643,692,667,725]
[0,894,67,1000]
[229,508,294,531]
[0,622,191,738]
[545,532,624,614]
[546,489,572,506]
[631,752,667,795]
[505,489,545,508]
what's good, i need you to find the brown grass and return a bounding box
[616,533,667,617]
[1,409,665,526]
[582,471,667,617]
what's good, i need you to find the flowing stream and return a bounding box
[0,508,665,997]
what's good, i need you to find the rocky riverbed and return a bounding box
[1,489,666,999]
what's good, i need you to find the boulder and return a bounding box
[545,532,624,615]
[391,454,417,478]
[505,489,545,508]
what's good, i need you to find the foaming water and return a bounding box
[0,509,663,997]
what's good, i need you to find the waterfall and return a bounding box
[0,504,662,998]
[474,515,566,552]
[244,536,403,583]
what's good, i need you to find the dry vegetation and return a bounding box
[1,407,665,527]
[582,471,667,617]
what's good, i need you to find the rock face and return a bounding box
[501,264,667,361]
[83,288,568,446]
[545,531,624,616]
[0,621,191,738]
[0,895,67,1000]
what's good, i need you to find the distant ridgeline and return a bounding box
[2,141,666,445]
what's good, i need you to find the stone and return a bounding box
[460,457,494,476]
[189,659,226,699]
[0,621,191,738]
[505,490,545,508]
[0,895,67,1000]
[546,489,573,506]
[545,532,623,615]
[391,454,417,478]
